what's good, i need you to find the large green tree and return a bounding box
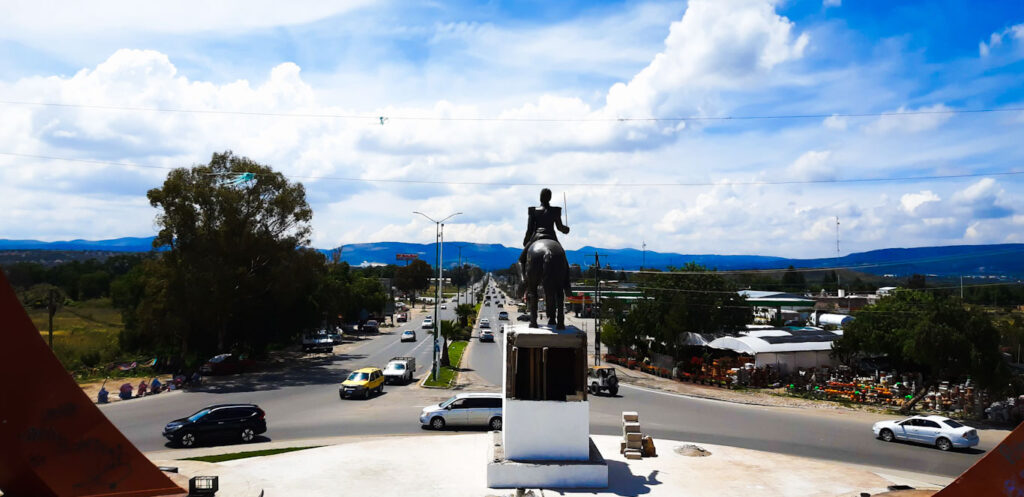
[605,263,749,360]
[121,151,319,362]
[394,259,433,308]
[833,290,1008,413]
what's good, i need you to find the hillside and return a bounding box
[1,237,1022,277]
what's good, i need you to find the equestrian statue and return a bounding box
[517,188,572,330]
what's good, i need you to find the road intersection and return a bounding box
[100,278,1001,479]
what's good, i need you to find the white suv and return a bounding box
[419,392,502,431]
[479,318,490,329]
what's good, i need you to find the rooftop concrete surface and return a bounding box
[150,433,950,497]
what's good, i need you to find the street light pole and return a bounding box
[413,211,462,382]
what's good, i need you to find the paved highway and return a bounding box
[101,277,1001,478]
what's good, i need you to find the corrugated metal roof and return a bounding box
[708,326,842,354]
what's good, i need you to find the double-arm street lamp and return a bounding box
[413,211,462,382]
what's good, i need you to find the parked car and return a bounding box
[480,330,495,342]
[400,330,417,342]
[302,333,334,353]
[419,392,502,430]
[872,415,979,451]
[480,318,490,329]
[396,313,408,323]
[384,357,416,384]
[422,316,434,329]
[163,404,266,447]
[362,320,379,333]
[339,367,385,399]
[587,366,619,396]
[199,353,254,375]
[498,311,509,320]
[328,330,343,345]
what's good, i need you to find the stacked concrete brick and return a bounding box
[621,411,643,460]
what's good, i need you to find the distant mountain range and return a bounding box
[1,237,1022,278]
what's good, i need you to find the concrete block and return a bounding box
[623,449,643,460]
[622,411,639,422]
[623,422,641,433]
[624,432,643,442]
[626,440,642,450]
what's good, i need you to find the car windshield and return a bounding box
[210,355,228,363]
[347,372,369,381]
[440,396,459,408]
[187,409,210,423]
[943,419,963,428]
[391,363,405,370]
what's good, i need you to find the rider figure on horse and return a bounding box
[517,188,572,299]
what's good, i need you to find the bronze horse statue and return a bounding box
[523,238,570,329]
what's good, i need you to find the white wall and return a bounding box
[503,399,591,460]
[754,350,837,373]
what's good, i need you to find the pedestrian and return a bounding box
[137,380,148,396]
[119,382,133,400]
[150,377,162,394]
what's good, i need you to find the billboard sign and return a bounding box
[396,253,418,261]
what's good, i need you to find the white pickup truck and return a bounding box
[384,356,416,384]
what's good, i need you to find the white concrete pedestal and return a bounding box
[485,323,608,489]
[487,432,609,489]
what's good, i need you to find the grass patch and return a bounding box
[423,340,468,388]
[25,298,136,379]
[182,446,321,463]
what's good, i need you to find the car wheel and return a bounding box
[431,417,446,430]
[241,427,255,443]
[588,384,598,395]
[936,437,952,451]
[489,417,503,431]
[879,429,895,442]
[608,385,619,396]
[179,432,196,448]
[364,389,370,400]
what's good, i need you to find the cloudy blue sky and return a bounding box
[1,0,1023,258]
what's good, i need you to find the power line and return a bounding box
[601,247,1024,275]
[1,99,1022,123]
[617,280,1023,296]
[2,152,1021,188]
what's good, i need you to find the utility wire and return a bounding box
[2,152,1022,188]
[598,248,1024,275]
[1,99,1022,123]
[613,280,1023,296]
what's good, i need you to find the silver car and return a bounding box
[420,392,502,431]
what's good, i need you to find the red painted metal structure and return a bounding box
[0,271,183,496]
[934,420,1024,496]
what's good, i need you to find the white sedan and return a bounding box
[872,415,979,451]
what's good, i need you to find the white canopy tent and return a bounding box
[707,327,842,373]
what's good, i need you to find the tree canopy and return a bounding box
[833,290,1009,410]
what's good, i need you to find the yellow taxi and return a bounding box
[339,367,385,400]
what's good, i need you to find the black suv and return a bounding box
[163,404,266,447]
